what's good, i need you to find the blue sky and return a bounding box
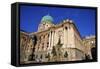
[20,5,96,37]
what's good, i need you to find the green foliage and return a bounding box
[45,53,50,58]
[51,46,57,56]
[57,38,63,48]
[64,51,68,58]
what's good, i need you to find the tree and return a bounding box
[56,38,63,61]
[51,46,57,57]
[46,53,51,61]
[28,35,37,61]
[64,51,68,58]
[51,38,63,61]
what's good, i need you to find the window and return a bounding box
[47,42,49,48]
[31,45,33,48]
[40,55,42,59]
[42,46,44,49]
[42,43,44,49]
[43,35,45,38]
[65,27,68,30]
[48,34,49,37]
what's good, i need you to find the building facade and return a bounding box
[20,15,95,63]
[83,35,96,60]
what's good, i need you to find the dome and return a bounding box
[41,14,53,23]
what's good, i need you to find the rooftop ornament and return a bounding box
[69,20,73,23]
[65,19,70,22]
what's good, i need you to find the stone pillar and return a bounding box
[48,31,51,50]
[51,31,54,48]
[63,26,68,48]
[50,31,53,50]
[53,31,55,46]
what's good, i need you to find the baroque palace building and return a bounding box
[20,14,96,63]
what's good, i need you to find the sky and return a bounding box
[20,5,96,37]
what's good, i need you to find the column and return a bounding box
[51,31,55,50]
[53,31,55,46]
[64,27,68,48]
[48,31,51,50]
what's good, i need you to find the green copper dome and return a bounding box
[41,14,53,23]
